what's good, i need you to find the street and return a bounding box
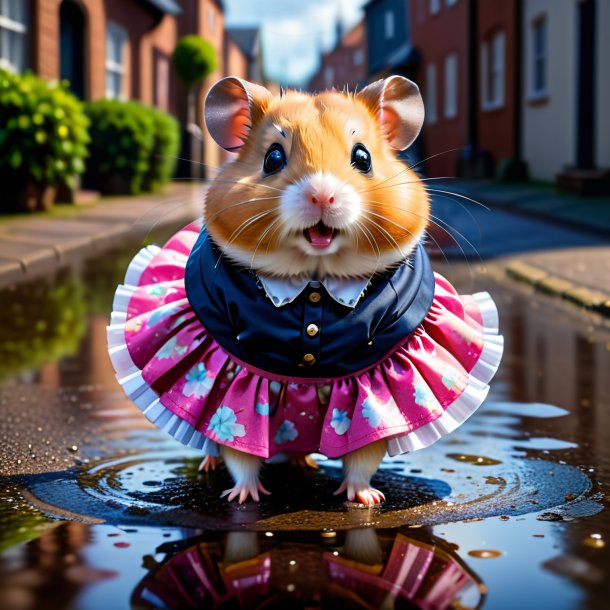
[0,188,608,610]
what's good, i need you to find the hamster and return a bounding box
[201,75,428,505]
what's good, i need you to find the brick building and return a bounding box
[0,0,254,174]
[409,0,470,178]
[308,20,367,92]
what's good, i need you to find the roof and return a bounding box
[226,27,260,59]
[141,0,181,15]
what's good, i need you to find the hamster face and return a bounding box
[205,81,429,278]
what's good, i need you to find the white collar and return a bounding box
[259,275,371,308]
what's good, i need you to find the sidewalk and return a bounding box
[438,178,610,237]
[0,183,203,289]
[446,179,610,316]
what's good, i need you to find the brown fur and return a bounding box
[205,88,429,274]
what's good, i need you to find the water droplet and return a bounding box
[468,549,502,559]
[583,534,605,549]
[447,453,502,466]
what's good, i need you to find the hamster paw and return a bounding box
[198,456,220,472]
[220,481,271,504]
[334,481,385,506]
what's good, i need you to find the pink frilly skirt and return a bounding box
[107,222,503,459]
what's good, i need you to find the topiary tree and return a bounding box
[172,35,217,178]
[173,35,217,89]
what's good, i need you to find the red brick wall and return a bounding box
[309,21,367,92]
[33,0,107,100]
[477,0,517,164]
[410,0,469,177]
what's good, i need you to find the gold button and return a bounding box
[306,323,319,337]
[302,353,316,364]
[308,292,321,303]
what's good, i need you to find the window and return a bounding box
[106,22,127,99]
[446,0,458,6]
[154,51,170,111]
[353,49,364,66]
[530,17,547,98]
[207,7,216,34]
[324,66,334,88]
[426,63,437,124]
[481,31,505,110]
[444,53,457,118]
[0,0,27,73]
[430,0,441,15]
[384,10,394,39]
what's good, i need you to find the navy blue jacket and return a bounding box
[184,229,435,379]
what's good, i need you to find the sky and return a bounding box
[224,0,369,87]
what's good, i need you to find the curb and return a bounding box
[505,260,610,317]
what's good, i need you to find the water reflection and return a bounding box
[133,528,485,610]
[0,271,86,382]
[0,237,609,609]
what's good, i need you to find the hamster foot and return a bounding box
[198,455,220,472]
[220,481,271,504]
[333,481,386,506]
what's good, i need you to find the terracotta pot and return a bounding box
[17,183,39,212]
[38,185,57,211]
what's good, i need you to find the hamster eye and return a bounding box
[263,144,287,175]
[351,143,372,173]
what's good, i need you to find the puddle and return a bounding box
[0,230,609,609]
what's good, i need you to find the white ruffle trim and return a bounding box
[108,250,503,459]
[107,245,219,454]
[386,291,503,456]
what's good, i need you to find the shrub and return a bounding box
[173,35,217,87]
[142,107,180,192]
[84,100,180,195]
[84,99,155,195]
[0,69,90,211]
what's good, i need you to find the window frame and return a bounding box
[426,62,438,124]
[444,52,458,119]
[481,30,505,111]
[105,21,128,100]
[529,14,549,101]
[384,9,395,40]
[0,0,28,73]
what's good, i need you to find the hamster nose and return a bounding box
[309,191,335,205]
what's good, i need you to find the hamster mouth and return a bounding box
[303,222,338,249]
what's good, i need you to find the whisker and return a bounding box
[363,201,452,267]
[205,195,281,226]
[406,147,462,173]
[424,187,489,210]
[361,210,410,257]
[251,217,283,268]
[428,191,483,250]
[216,209,276,268]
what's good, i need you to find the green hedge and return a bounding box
[0,69,89,211]
[84,100,180,195]
[143,107,180,192]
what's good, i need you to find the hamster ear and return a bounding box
[204,77,273,151]
[357,76,425,151]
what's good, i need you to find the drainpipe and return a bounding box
[504,0,528,181]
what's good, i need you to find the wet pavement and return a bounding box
[0,215,609,609]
